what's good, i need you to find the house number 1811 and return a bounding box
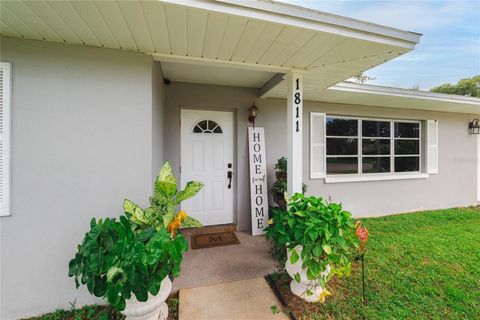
[295,78,301,132]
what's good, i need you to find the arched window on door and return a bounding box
[192,120,223,134]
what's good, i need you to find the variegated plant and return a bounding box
[124,162,203,230]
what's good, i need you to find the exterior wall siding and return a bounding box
[0,37,157,319]
[164,82,477,229]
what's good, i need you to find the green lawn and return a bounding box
[301,207,480,319]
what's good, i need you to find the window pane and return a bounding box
[327,157,358,174]
[326,117,358,136]
[395,157,420,172]
[362,157,391,173]
[395,122,420,138]
[327,138,358,155]
[362,120,390,137]
[198,120,208,130]
[362,139,390,155]
[395,140,419,155]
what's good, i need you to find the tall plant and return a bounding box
[68,162,203,311]
[123,162,203,230]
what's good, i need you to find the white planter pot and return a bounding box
[121,276,172,320]
[285,245,331,303]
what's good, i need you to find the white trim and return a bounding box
[0,62,12,217]
[330,82,480,105]
[325,173,429,184]
[162,0,420,48]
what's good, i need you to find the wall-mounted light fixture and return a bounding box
[469,118,480,134]
[248,101,258,127]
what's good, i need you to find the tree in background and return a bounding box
[430,75,480,97]
[349,72,376,84]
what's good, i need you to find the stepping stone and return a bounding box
[179,277,289,320]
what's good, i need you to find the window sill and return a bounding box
[324,173,429,184]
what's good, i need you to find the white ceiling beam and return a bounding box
[152,53,294,73]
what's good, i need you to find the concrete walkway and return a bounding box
[173,231,277,291]
[179,277,289,320]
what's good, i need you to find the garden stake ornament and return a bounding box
[355,221,370,305]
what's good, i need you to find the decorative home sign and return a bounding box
[248,127,269,236]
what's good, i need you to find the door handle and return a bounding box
[227,163,233,189]
[227,170,233,189]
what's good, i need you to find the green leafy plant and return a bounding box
[274,156,288,172]
[123,162,203,230]
[265,193,359,287]
[68,217,187,310]
[69,162,203,311]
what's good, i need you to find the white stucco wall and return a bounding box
[0,37,159,319]
[164,82,477,230]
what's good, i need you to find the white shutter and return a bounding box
[310,112,326,179]
[427,120,438,174]
[0,62,11,216]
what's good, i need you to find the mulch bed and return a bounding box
[266,269,361,320]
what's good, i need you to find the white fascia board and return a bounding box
[330,82,480,106]
[160,0,420,49]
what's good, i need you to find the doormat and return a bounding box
[191,232,240,249]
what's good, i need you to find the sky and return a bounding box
[277,0,480,90]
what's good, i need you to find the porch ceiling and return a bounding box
[0,0,420,91]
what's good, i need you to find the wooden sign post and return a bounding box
[248,127,269,236]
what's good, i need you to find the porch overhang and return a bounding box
[1,0,421,92]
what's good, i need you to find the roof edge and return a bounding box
[330,82,480,105]
[161,0,420,49]
[216,0,422,45]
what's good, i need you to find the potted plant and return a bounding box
[265,193,358,303]
[69,162,203,320]
[274,156,288,180]
[271,156,307,207]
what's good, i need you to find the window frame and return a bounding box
[325,115,422,177]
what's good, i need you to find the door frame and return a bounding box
[179,106,238,225]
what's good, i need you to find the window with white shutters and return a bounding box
[310,114,437,181]
[0,62,12,216]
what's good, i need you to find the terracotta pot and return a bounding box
[121,276,172,320]
[275,171,287,181]
[285,245,331,303]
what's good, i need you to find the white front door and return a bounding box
[181,109,235,226]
